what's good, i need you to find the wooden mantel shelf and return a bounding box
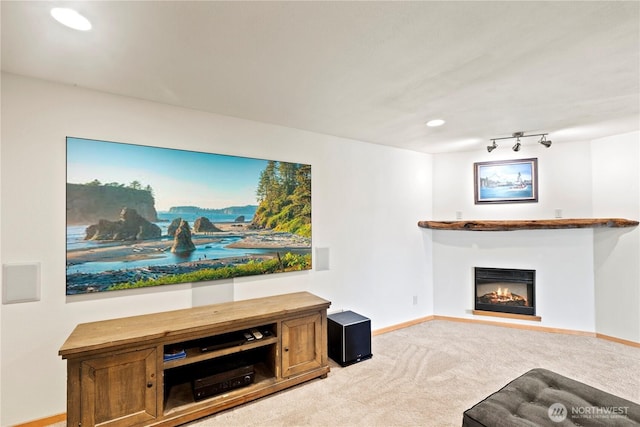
[417,218,639,231]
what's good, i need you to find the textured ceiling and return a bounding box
[2,1,639,153]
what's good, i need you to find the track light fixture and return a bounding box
[487,131,551,152]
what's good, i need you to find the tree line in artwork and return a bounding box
[83,179,155,194]
[252,161,311,237]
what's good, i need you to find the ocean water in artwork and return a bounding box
[479,184,533,200]
[66,227,271,275]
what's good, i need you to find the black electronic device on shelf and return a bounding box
[165,352,258,402]
[198,331,248,352]
[193,364,255,401]
[191,352,258,401]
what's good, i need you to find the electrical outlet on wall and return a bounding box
[413,295,418,305]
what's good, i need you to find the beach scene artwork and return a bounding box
[474,158,538,204]
[66,137,311,295]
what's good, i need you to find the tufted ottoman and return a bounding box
[463,368,640,426]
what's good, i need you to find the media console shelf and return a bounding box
[59,291,331,426]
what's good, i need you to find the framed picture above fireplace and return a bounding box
[474,158,538,204]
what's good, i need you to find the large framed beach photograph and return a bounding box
[474,158,538,204]
[66,137,311,295]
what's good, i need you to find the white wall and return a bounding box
[431,229,596,331]
[0,73,433,425]
[592,132,640,342]
[432,140,593,220]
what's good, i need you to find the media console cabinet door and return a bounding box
[79,348,157,426]
[281,313,323,378]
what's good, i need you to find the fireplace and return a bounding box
[474,267,535,316]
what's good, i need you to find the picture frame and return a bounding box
[474,158,538,204]
[66,137,312,295]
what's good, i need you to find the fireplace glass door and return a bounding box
[474,267,535,316]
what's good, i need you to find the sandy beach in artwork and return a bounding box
[66,223,310,265]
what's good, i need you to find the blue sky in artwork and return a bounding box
[66,137,269,210]
[479,162,533,181]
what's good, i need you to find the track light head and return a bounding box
[487,141,497,153]
[512,139,521,152]
[539,135,552,148]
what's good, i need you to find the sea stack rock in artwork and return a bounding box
[234,215,245,223]
[193,217,221,232]
[84,207,161,241]
[171,220,196,254]
[167,217,182,237]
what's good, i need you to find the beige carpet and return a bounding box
[184,320,640,426]
[49,320,640,426]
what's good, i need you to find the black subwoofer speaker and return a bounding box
[327,310,372,366]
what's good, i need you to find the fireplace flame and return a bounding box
[481,287,528,306]
[497,287,512,298]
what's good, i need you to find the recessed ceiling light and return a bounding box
[51,8,92,31]
[426,119,445,127]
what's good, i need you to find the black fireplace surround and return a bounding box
[474,267,535,316]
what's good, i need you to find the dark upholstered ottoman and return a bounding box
[463,368,640,426]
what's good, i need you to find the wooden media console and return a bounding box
[59,292,331,426]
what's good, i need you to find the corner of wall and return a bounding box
[591,131,640,343]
